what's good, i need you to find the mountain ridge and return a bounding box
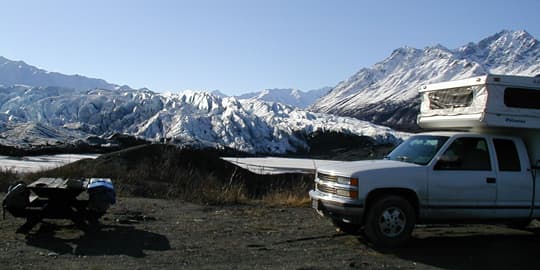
[237,87,331,109]
[0,56,119,91]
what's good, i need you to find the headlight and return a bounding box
[336,188,359,199]
[336,176,358,186]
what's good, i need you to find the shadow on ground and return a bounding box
[25,223,170,257]
[371,227,540,270]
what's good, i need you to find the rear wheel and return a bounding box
[364,195,415,248]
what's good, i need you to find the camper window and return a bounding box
[428,86,475,110]
[504,88,540,109]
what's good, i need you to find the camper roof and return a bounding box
[417,74,540,130]
[420,74,540,93]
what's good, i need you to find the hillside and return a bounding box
[25,144,312,203]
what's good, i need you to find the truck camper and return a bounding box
[310,74,540,247]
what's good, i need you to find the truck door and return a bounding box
[492,138,533,218]
[428,137,497,219]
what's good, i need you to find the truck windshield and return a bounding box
[385,135,449,165]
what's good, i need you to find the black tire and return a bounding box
[364,195,415,248]
[332,219,361,234]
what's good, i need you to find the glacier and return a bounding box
[0,85,406,154]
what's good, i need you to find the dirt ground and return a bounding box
[1,196,540,270]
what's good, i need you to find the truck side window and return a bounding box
[493,139,521,171]
[435,137,491,171]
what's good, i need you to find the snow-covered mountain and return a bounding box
[0,122,89,148]
[9,30,534,151]
[0,56,118,91]
[237,87,331,109]
[310,30,540,131]
[0,85,405,154]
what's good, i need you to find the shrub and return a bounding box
[26,144,314,206]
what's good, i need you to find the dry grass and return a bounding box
[21,144,314,206]
[261,181,312,207]
[262,192,311,207]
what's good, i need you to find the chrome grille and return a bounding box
[318,173,338,183]
[316,183,336,194]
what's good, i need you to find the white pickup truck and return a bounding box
[309,74,540,247]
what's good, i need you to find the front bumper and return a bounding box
[309,190,365,224]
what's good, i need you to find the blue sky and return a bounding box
[0,0,539,95]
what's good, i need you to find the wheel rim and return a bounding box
[378,207,406,237]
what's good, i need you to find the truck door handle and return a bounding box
[486,177,496,184]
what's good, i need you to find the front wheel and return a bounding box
[364,195,415,248]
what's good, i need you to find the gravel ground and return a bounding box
[1,196,540,270]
